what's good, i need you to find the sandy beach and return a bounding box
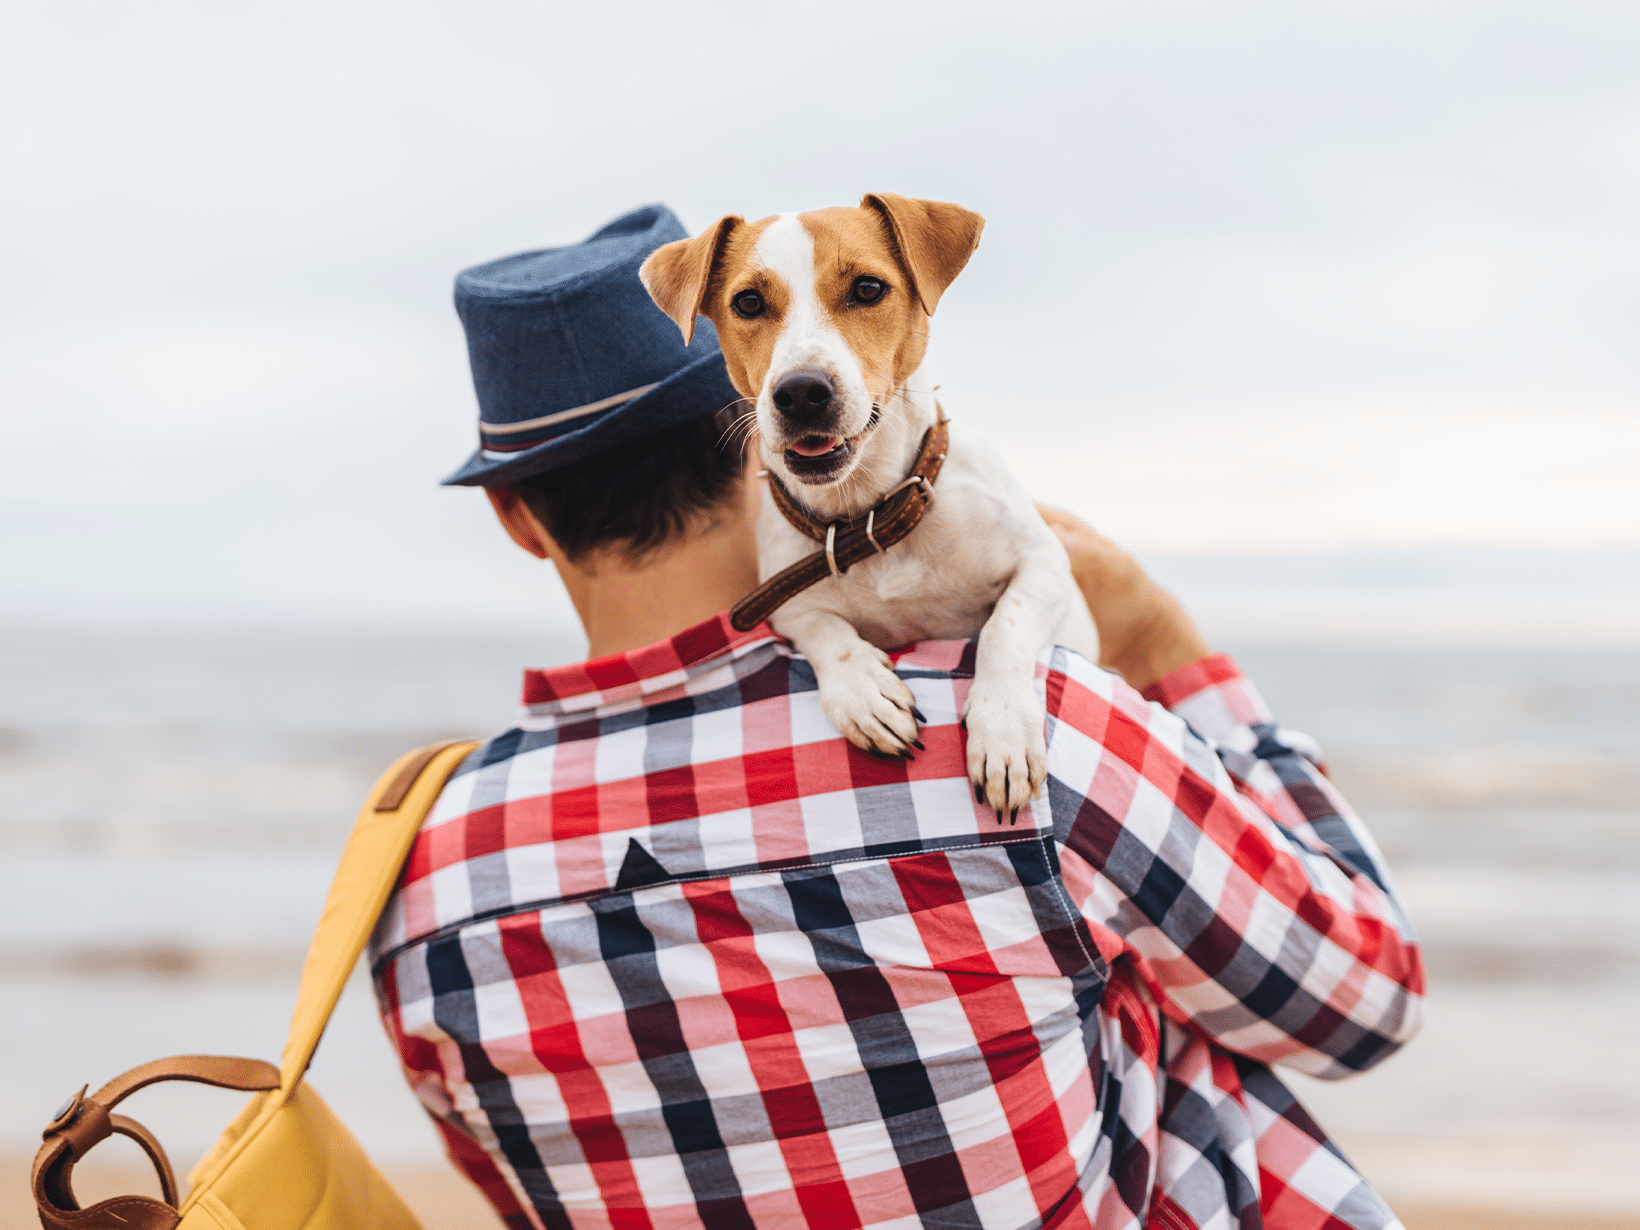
[5,1156,1638,1230]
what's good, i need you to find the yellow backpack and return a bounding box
[31,740,479,1230]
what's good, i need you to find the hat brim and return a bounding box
[441,351,745,487]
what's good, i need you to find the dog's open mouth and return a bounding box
[783,435,855,482]
[789,434,846,458]
[782,407,880,483]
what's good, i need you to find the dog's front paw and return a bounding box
[819,648,924,759]
[961,681,1047,821]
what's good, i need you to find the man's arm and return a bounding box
[1038,508,1423,1079]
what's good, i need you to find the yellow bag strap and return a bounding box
[279,739,480,1092]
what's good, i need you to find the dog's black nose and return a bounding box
[771,370,835,419]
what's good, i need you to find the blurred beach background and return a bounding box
[3,2,1638,1227]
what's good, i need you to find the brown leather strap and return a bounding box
[731,413,949,632]
[90,1054,284,1108]
[32,1056,279,1229]
[375,739,469,811]
[107,1115,180,1206]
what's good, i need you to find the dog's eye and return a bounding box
[850,277,886,304]
[732,290,765,318]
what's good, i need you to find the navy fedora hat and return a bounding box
[441,204,742,486]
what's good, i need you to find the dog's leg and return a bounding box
[963,548,1074,819]
[776,606,922,758]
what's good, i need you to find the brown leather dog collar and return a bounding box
[729,412,949,633]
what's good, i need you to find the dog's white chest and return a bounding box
[867,551,928,603]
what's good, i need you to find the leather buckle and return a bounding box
[825,523,844,577]
[882,474,933,504]
[43,1087,86,1139]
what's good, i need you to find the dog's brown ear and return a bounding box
[862,194,984,316]
[639,215,742,344]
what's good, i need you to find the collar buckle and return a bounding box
[881,474,934,505]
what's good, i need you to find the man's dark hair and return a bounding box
[511,402,750,563]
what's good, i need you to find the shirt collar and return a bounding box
[519,612,782,722]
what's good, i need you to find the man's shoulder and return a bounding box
[457,637,1126,788]
[504,636,1120,729]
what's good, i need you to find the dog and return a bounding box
[640,193,1097,818]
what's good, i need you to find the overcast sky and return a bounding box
[3,1,1638,638]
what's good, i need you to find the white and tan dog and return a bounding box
[641,194,1096,817]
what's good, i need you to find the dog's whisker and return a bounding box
[717,404,762,461]
[722,415,758,447]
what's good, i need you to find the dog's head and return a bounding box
[640,194,983,490]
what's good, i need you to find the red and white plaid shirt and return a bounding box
[371,616,1422,1230]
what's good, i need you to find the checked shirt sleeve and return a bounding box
[1046,652,1424,1080]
